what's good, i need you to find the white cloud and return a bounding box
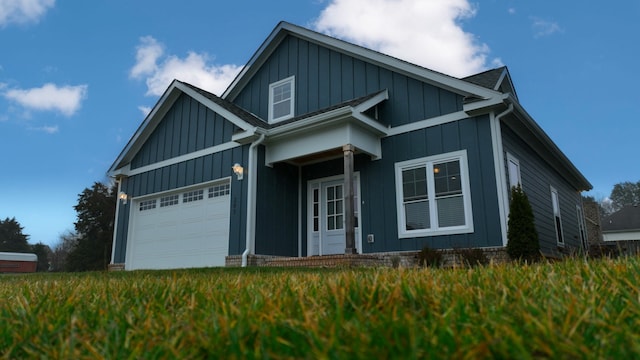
[138,105,152,117]
[532,17,563,38]
[130,36,242,96]
[0,0,55,27]
[30,124,59,134]
[314,0,497,78]
[3,83,88,116]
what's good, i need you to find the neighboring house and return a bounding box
[601,205,640,254]
[108,22,592,270]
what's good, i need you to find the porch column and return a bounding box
[343,144,357,254]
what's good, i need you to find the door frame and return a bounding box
[306,173,362,256]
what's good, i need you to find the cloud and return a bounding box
[130,36,242,96]
[30,124,59,134]
[138,105,152,117]
[0,0,55,27]
[3,83,88,116]
[531,17,563,38]
[313,0,497,78]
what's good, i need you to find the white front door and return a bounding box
[308,175,361,256]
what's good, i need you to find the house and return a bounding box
[108,22,592,270]
[600,205,640,254]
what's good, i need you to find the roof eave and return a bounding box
[505,94,592,191]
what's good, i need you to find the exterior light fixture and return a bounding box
[232,163,244,180]
[118,192,128,205]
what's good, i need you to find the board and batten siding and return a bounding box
[501,122,584,255]
[298,115,502,254]
[131,93,240,169]
[254,147,299,257]
[111,93,251,263]
[232,35,463,127]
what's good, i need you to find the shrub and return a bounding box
[507,185,541,262]
[417,246,443,267]
[455,248,489,267]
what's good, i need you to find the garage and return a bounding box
[126,180,231,270]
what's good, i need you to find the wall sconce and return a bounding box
[118,192,128,205]
[232,163,244,180]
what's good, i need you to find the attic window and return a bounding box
[269,76,295,123]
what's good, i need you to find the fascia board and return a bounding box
[353,89,389,112]
[507,95,592,191]
[463,93,510,115]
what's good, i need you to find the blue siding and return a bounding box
[254,147,299,256]
[501,122,584,255]
[131,93,240,169]
[296,115,501,254]
[233,35,464,127]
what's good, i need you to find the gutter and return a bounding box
[242,132,266,267]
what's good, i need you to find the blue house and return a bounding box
[108,22,591,270]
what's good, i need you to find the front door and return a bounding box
[308,175,361,256]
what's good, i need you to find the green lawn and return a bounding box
[2,257,639,359]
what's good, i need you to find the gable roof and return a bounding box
[108,80,257,176]
[222,21,501,103]
[602,205,640,232]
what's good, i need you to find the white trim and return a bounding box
[394,150,474,238]
[109,80,255,176]
[122,141,241,177]
[491,106,513,247]
[268,76,295,123]
[306,173,362,256]
[110,178,123,265]
[506,152,521,190]
[576,204,588,250]
[603,231,640,242]
[550,186,564,246]
[386,111,468,137]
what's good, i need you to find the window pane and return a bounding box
[328,217,335,230]
[405,200,430,230]
[508,159,520,188]
[336,199,342,214]
[273,99,291,119]
[402,167,427,201]
[437,195,465,227]
[336,215,343,230]
[434,160,461,197]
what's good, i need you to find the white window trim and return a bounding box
[268,76,295,123]
[395,150,474,238]
[550,186,564,246]
[506,152,521,190]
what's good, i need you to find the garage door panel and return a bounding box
[128,181,231,270]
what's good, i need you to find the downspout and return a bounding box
[493,102,514,247]
[242,133,266,267]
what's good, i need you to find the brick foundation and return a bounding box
[226,247,510,268]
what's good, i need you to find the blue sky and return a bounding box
[1,0,638,247]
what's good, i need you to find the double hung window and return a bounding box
[395,150,473,237]
[268,76,295,123]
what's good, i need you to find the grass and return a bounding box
[1,257,640,359]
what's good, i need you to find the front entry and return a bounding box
[308,175,361,256]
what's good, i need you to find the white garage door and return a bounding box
[127,180,231,270]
